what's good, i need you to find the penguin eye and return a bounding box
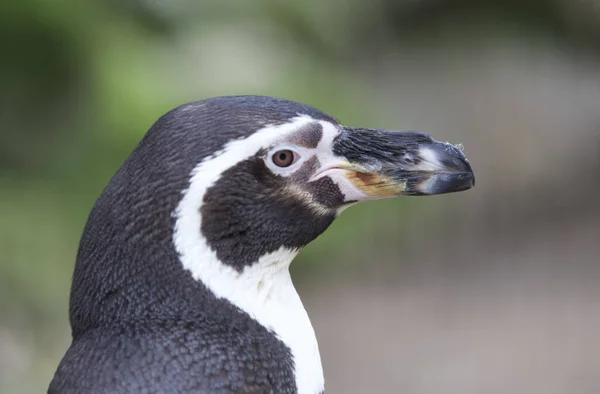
[272,150,297,167]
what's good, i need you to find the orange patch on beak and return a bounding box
[346,171,406,197]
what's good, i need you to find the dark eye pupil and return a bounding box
[272,150,294,167]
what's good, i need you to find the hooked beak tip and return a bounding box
[403,142,475,195]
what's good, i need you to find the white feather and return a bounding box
[172,115,325,394]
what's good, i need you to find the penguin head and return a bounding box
[70,96,473,332]
[172,96,473,272]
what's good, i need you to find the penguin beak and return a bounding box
[318,127,474,200]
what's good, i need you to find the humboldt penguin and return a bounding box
[49,96,474,394]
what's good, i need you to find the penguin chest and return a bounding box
[257,278,324,394]
[228,265,325,394]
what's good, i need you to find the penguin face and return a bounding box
[186,117,347,272]
[169,97,473,272]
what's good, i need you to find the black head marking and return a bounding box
[289,122,324,148]
[289,156,320,183]
[288,157,346,208]
[306,177,346,208]
[201,155,336,271]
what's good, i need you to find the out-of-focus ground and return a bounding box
[1,1,600,393]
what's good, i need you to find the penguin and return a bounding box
[49,96,474,394]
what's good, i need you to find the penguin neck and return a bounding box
[183,245,303,320]
[178,244,325,394]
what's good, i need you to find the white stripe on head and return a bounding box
[172,114,325,394]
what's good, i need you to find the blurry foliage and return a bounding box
[1,0,599,392]
[1,0,597,324]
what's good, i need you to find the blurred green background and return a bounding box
[2,0,600,393]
